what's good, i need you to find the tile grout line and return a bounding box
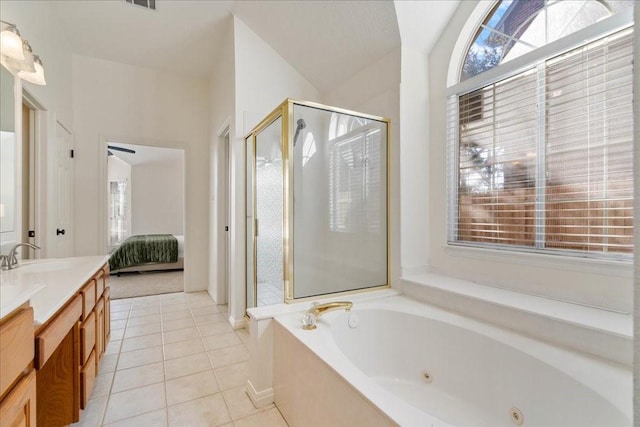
[160,295,172,427]
[195,301,234,424]
[98,302,130,427]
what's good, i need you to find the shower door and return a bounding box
[291,103,388,299]
[245,99,390,311]
[251,116,284,307]
[245,136,255,309]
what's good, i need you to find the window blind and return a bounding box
[109,180,129,247]
[448,28,634,257]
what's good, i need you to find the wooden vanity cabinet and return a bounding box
[35,295,82,425]
[0,305,36,427]
[35,262,111,425]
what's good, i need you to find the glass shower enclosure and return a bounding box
[246,99,389,308]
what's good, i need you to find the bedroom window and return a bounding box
[447,0,634,259]
[109,179,129,247]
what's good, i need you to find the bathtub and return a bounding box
[273,295,631,427]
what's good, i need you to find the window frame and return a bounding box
[446,4,634,261]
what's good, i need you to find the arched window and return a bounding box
[447,0,634,259]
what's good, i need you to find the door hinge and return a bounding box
[70,149,75,158]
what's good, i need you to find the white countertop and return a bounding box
[0,274,45,320]
[0,256,108,325]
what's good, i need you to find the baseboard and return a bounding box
[247,380,274,408]
[229,314,248,330]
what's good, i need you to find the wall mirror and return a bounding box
[0,65,17,250]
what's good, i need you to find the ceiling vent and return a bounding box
[125,0,156,11]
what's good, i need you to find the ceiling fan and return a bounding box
[107,145,136,156]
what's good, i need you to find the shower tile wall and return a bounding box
[256,159,284,306]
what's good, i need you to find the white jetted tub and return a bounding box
[273,295,631,427]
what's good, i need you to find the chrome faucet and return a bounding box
[301,301,353,330]
[3,243,41,270]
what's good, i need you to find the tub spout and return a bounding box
[302,301,353,330]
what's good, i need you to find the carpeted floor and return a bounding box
[108,270,184,299]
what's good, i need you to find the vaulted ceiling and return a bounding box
[231,0,400,93]
[51,0,233,79]
[50,0,458,93]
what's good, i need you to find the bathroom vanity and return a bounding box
[0,303,36,426]
[0,256,110,426]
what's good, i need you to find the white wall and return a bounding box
[131,158,184,236]
[73,55,209,291]
[393,1,457,275]
[398,48,430,272]
[427,0,632,313]
[107,156,130,183]
[234,17,321,135]
[219,15,321,324]
[209,18,235,306]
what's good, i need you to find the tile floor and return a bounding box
[257,282,283,306]
[72,291,288,427]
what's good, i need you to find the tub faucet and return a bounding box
[302,301,353,330]
[4,243,41,270]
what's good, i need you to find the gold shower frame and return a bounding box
[245,98,391,307]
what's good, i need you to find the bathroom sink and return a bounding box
[20,260,75,273]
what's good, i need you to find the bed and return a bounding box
[109,234,185,275]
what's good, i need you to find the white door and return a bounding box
[52,122,73,257]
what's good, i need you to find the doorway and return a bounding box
[20,91,50,259]
[105,141,186,297]
[21,102,34,256]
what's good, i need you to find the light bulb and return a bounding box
[0,25,24,61]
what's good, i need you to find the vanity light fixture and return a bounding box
[18,54,45,85]
[0,20,46,85]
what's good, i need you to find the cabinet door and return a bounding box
[0,370,36,427]
[80,351,96,410]
[0,307,34,398]
[95,297,105,369]
[79,311,96,366]
[79,280,96,321]
[104,287,111,345]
